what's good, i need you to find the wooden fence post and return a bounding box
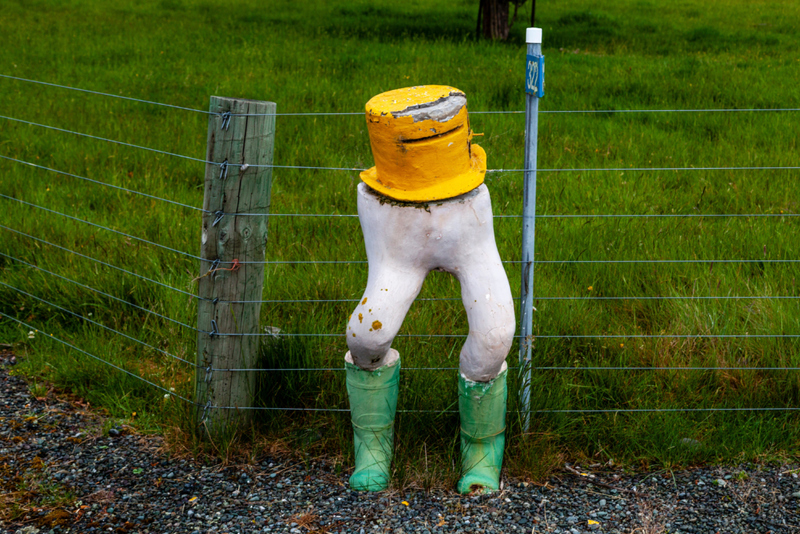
[195,96,276,437]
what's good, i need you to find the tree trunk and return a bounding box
[480,0,510,41]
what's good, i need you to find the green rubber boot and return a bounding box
[346,354,400,492]
[457,368,507,494]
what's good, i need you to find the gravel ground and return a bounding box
[2,351,800,534]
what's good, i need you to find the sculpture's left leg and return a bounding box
[450,187,515,494]
[456,257,514,494]
[345,350,401,491]
[457,364,508,494]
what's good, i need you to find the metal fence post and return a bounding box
[520,28,544,433]
[196,96,276,437]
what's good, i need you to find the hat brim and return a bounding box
[360,144,487,202]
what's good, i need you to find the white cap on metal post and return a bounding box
[526,27,542,44]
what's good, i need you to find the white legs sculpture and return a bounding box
[346,182,515,382]
[345,85,516,494]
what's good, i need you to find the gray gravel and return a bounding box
[2,351,800,534]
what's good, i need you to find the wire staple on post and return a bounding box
[209,319,219,338]
[220,111,232,130]
[199,400,213,426]
[218,160,229,180]
[213,210,225,227]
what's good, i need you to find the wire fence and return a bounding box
[1,73,798,420]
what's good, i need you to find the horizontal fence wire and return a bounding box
[6,306,795,414]
[3,115,799,174]
[211,332,799,339]
[10,212,790,306]
[222,163,800,173]
[0,74,212,115]
[3,73,800,116]
[5,309,795,413]
[0,115,209,165]
[228,258,799,266]
[208,364,800,372]
[199,406,800,414]
[488,166,800,173]
[537,108,800,114]
[0,252,199,333]
[503,212,800,218]
[0,281,197,368]
[0,194,203,262]
[534,259,799,264]
[6,154,795,222]
[243,295,800,304]
[0,224,201,300]
[0,314,194,403]
[0,154,206,213]
[217,212,800,218]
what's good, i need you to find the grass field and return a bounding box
[1,0,799,485]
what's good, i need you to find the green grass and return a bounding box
[1,0,799,483]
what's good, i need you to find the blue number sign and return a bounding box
[525,54,545,97]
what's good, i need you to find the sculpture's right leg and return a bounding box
[345,349,400,491]
[344,184,428,491]
[344,264,424,492]
[346,263,423,368]
[346,183,428,370]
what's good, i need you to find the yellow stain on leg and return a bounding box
[372,320,383,330]
[362,298,368,305]
[358,313,363,323]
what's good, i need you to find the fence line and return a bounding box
[179,365,800,372]
[0,194,203,262]
[9,154,800,219]
[0,224,201,300]
[535,258,798,264]
[0,281,197,368]
[6,154,796,220]
[207,406,800,414]
[4,72,800,116]
[537,108,800,114]
[0,74,213,115]
[0,314,194,403]
[2,75,799,424]
[8,220,790,309]
[253,295,800,303]
[487,165,800,173]
[195,210,800,219]
[231,258,798,265]
[0,155,206,213]
[9,185,795,268]
[4,315,798,415]
[0,253,198,333]
[0,114,209,165]
[513,212,800,218]
[6,213,794,268]
[3,115,799,175]
[212,332,799,339]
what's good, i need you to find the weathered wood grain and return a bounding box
[196,96,276,437]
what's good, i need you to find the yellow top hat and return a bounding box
[360,85,486,202]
